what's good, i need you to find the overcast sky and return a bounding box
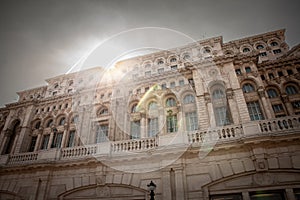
[0,0,299,107]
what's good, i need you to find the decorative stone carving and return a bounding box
[253,173,274,186]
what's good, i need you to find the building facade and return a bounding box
[0,29,299,200]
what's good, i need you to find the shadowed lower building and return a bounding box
[0,29,299,200]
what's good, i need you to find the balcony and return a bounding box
[1,116,299,167]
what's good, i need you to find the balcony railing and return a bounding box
[188,124,243,144]
[1,116,299,166]
[7,152,38,165]
[61,144,97,159]
[259,116,300,133]
[111,137,158,152]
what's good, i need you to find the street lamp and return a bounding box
[147,180,156,200]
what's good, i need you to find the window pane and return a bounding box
[215,106,231,126]
[166,98,176,107]
[41,135,50,150]
[183,94,195,104]
[67,130,76,147]
[28,136,37,152]
[185,112,198,131]
[286,85,297,95]
[167,115,178,133]
[96,124,109,143]
[130,121,141,139]
[267,89,278,98]
[51,132,63,148]
[148,118,158,137]
[247,101,264,121]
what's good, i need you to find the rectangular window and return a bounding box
[268,73,275,79]
[28,136,37,152]
[167,115,178,133]
[287,69,294,75]
[245,67,251,73]
[278,71,284,77]
[211,193,242,200]
[171,65,177,70]
[52,91,57,96]
[179,80,184,86]
[273,49,282,54]
[185,112,198,131]
[250,190,285,200]
[51,132,63,148]
[41,135,50,150]
[130,121,141,139]
[215,106,231,126]
[259,52,267,57]
[188,78,194,86]
[161,83,167,90]
[136,89,141,94]
[67,130,76,147]
[292,101,300,109]
[170,82,175,88]
[96,124,109,143]
[145,87,149,92]
[158,68,164,74]
[145,71,151,76]
[272,104,284,113]
[235,69,242,75]
[148,118,158,137]
[247,101,264,121]
[260,75,265,80]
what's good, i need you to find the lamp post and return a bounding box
[147,180,156,200]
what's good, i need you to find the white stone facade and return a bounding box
[0,29,299,200]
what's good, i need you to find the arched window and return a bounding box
[183,94,195,104]
[256,44,264,49]
[3,120,20,154]
[267,89,278,98]
[170,57,177,63]
[35,121,41,129]
[271,41,278,46]
[203,47,211,53]
[148,101,158,110]
[131,103,138,113]
[243,47,250,53]
[157,60,164,65]
[212,89,225,99]
[166,98,176,107]
[71,115,79,124]
[242,83,255,93]
[46,119,53,128]
[183,54,190,60]
[211,86,232,126]
[286,85,297,95]
[98,108,108,116]
[59,117,65,126]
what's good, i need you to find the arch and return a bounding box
[45,118,54,128]
[284,82,299,95]
[166,97,177,107]
[97,106,109,117]
[32,119,42,129]
[58,184,148,199]
[2,119,21,154]
[266,87,280,98]
[56,114,67,126]
[242,83,255,93]
[183,94,195,104]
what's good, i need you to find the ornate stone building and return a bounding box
[0,29,299,200]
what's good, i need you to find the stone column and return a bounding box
[161,169,172,200]
[47,131,54,149]
[60,125,69,148]
[34,130,43,151]
[226,89,240,124]
[285,188,296,200]
[282,95,294,116]
[258,89,272,119]
[197,96,210,129]
[242,191,250,200]
[140,116,146,138]
[174,167,185,200]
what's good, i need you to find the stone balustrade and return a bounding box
[188,124,243,144]
[259,116,300,133]
[2,116,300,166]
[111,137,158,152]
[7,152,38,165]
[61,144,97,159]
